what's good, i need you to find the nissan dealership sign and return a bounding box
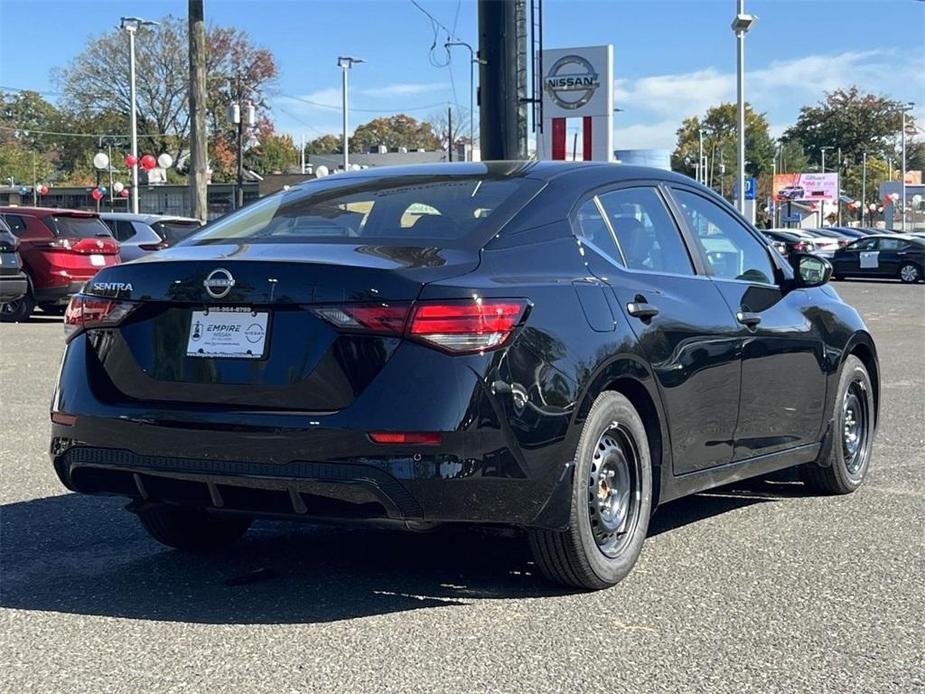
[544,55,600,110]
[538,45,613,162]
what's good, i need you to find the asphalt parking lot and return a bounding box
[1,280,923,694]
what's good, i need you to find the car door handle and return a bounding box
[736,311,762,328]
[626,302,660,320]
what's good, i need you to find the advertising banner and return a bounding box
[773,172,839,202]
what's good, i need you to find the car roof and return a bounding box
[99,212,200,223]
[0,206,99,217]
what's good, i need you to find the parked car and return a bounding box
[0,215,28,319]
[825,226,866,240]
[0,207,120,321]
[779,228,840,257]
[803,228,852,254]
[761,229,817,256]
[52,162,879,590]
[778,185,804,200]
[100,213,204,262]
[831,234,924,283]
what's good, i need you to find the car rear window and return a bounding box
[45,215,112,238]
[190,174,543,248]
[150,220,202,245]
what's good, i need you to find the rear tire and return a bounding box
[136,504,252,552]
[0,288,34,323]
[529,391,652,590]
[898,262,921,284]
[800,355,875,494]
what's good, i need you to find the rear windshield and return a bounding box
[46,215,112,238]
[151,220,202,245]
[189,174,543,248]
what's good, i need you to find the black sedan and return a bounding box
[52,162,879,590]
[0,216,28,318]
[832,234,924,283]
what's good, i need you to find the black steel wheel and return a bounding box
[801,355,875,494]
[529,391,652,590]
[0,289,34,323]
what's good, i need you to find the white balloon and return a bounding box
[912,194,922,205]
[157,153,173,169]
[868,203,877,211]
[349,163,361,171]
[93,152,110,170]
[112,181,125,194]
[315,165,329,178]
[890,192,900,202]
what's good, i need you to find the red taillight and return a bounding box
[408,300,529,353]
[64,294,135,339]
[792,241,810,251]
[311,299,529,354]
[369,431,442,445]
[838,239,850,247]
[51,412,77,426]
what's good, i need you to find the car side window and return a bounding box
[672,189,775,285]
[596,187,694,276]
[847,238,877,251]
[574,199,622,266]
[115,220,137,242]
[878,238,901,251]
[2,214,27,237]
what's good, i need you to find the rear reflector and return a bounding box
[64,294,136,338]
[369,431,442,445]
[51,412,77,426]
[312,304,410,334]
[409,300,528,353]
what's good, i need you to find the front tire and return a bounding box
[136,504,252,552]
[898,262,921,284]
[801,355,875,494]
[529,391,652,590]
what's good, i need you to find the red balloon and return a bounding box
[38,184,48,195]
[124,153,137,168]
[119,188,130,198]
[140,154,157,171]
[91,188,103,201]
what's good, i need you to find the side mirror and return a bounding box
[790,252,832,288]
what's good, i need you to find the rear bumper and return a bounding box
[50,333,578,529]
[0,273,28,303]
[34,279,86,305]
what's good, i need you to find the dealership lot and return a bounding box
[1,281,923,693]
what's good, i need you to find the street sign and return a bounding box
[733,177,757,201]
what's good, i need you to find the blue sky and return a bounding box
[1,0,923,150]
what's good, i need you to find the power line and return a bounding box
[278,93,447,114]
[409,0,458,40]
[0,124,179,139]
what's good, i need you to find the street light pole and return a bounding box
[446,41,486,162]
[698,128,704,184]
[861,151,868,225]
[732,2,756,215]
[338,56,364,171]
[120,16,159,215]
[900,102,915,233]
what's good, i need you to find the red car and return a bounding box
[0,207,120,321]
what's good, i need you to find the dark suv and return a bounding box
[0,216,28,317]
[0,207,120,320]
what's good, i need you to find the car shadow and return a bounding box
[1,470,807,625]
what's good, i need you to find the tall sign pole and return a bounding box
[732,2,755,215]
[478,0,520,159]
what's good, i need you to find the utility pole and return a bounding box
[300,134,306,174]
[446,41,485,162]
[478,0,521,159]
[448,106,454,162]
[862,151,867,226]
[698,128,704,184]
[188,0,208,223]
[900,102,915,232]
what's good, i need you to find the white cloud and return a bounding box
[360,82,449,98]
[613,49,925,149]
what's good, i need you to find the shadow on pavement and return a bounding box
[1,470,808,624]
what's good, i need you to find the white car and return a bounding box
[100,213,204,262]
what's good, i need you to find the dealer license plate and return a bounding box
[186,307,269,359]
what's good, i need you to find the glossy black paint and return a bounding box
[51,162,879,530]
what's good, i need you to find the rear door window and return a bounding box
[2,214,27,237]
[150,220,204,245]
[190,174,543,248]
[597,187,694,276]
[574,199,622,265]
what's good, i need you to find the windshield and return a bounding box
[46,215,112,239]
[151,219,202,245]
[189,174,543,248]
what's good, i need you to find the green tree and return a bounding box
[672,102,774,197]
[350,114,441,153]
[246,123,298,174]
[782,87,913,170]
[305,133,342,155]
